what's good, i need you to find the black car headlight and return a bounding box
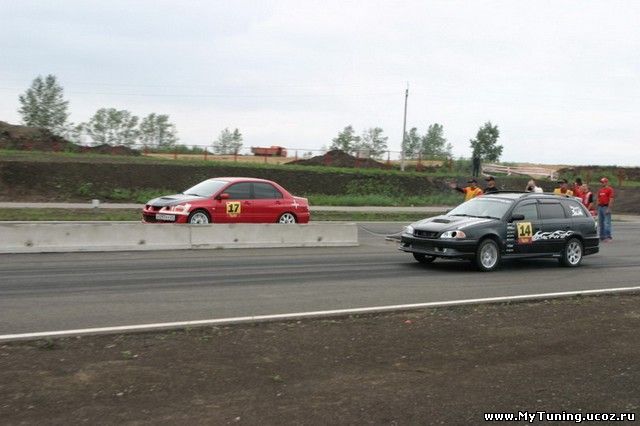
[439,230,467,239]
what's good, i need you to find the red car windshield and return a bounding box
[183,180,229,198]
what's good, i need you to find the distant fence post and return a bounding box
[386,151,391,169]
[173,146,178,160]
[355,151,360,168]
[416,153,424,172]
[204,147,208,161]
[616,169,626,188]
[294,150,298,161]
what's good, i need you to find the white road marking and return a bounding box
[2,286,640,341]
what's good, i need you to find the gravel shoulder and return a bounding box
[1,293,638,425]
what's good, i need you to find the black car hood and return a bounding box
[147,194,207,207]
[413,215,497,232]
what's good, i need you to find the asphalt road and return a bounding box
[1,222,639,335]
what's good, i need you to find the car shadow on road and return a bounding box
[404,257,583,273]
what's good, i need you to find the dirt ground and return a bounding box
[1,293,638,425]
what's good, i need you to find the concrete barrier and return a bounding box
[0,222,359,253]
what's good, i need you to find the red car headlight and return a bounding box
[160,203,191,213]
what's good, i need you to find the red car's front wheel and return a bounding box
[188,210,211,224]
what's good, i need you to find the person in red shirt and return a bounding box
[573,177,584,199]
[581,183,596,216]
[449,178,483,201]
[597,177,614,242]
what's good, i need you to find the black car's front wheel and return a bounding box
[413,253,436,264]
[560,237,583,267]
[475,238,501,272]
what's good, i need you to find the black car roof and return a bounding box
[481,192,579,201]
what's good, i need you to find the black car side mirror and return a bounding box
[510,213,525,222]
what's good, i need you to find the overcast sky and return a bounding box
[1,0,639,165]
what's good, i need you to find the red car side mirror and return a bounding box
[217,193,230,200]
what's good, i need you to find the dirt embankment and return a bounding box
[1,293,638,424]
[0,121,139,156]
[288,149,389,169]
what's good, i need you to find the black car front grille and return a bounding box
[414,230,439,239]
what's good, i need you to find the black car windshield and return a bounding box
[183,180,229,198]
[448,197,514,220]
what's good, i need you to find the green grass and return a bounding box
[306,193,461,207]
[311,211,435,222]
[0,208,436,222]
[0,209,142,221]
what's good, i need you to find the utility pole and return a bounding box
[400,83,409,171]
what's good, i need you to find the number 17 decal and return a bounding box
[226,201,241,217]
[516,221,533,244]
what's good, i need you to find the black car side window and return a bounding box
[225,182,252,199]
[513,202,538,220]
[539,203,566,219]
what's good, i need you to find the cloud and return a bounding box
[1,0,639,165]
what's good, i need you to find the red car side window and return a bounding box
[225,183,252,199]
[253,182,283,199]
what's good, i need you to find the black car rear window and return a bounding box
[539,203,566,219]
[562,200,588,218]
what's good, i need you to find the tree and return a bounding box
[139,113,178,148]
[212,128,243,154]
[470,121,502,162]
[231,128,243,154]
[421,123,450,159]
[18,74,69,134]
[57,122,85,145]
[403,127,421,159]
[83,108,139,146]
[357,127,388,159]
[330,125,360,154]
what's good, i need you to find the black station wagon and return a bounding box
[399,192,599,271]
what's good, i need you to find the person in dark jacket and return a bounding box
[472,155,481,178]
[483,176,499,194]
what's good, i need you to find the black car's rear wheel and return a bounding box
[413,253,436,264]
[475,239,501,272]
[560,237,583,267]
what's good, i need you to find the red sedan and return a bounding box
[142,177,310,224]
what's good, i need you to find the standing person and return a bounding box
[472,154,481,178]
[483,176,499,194]
[573,177,584,199]
[597,177,614,242]
[553,179,574,196]
[525,179,543,193]
[449,178,483,201]
[581,183,596,216]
